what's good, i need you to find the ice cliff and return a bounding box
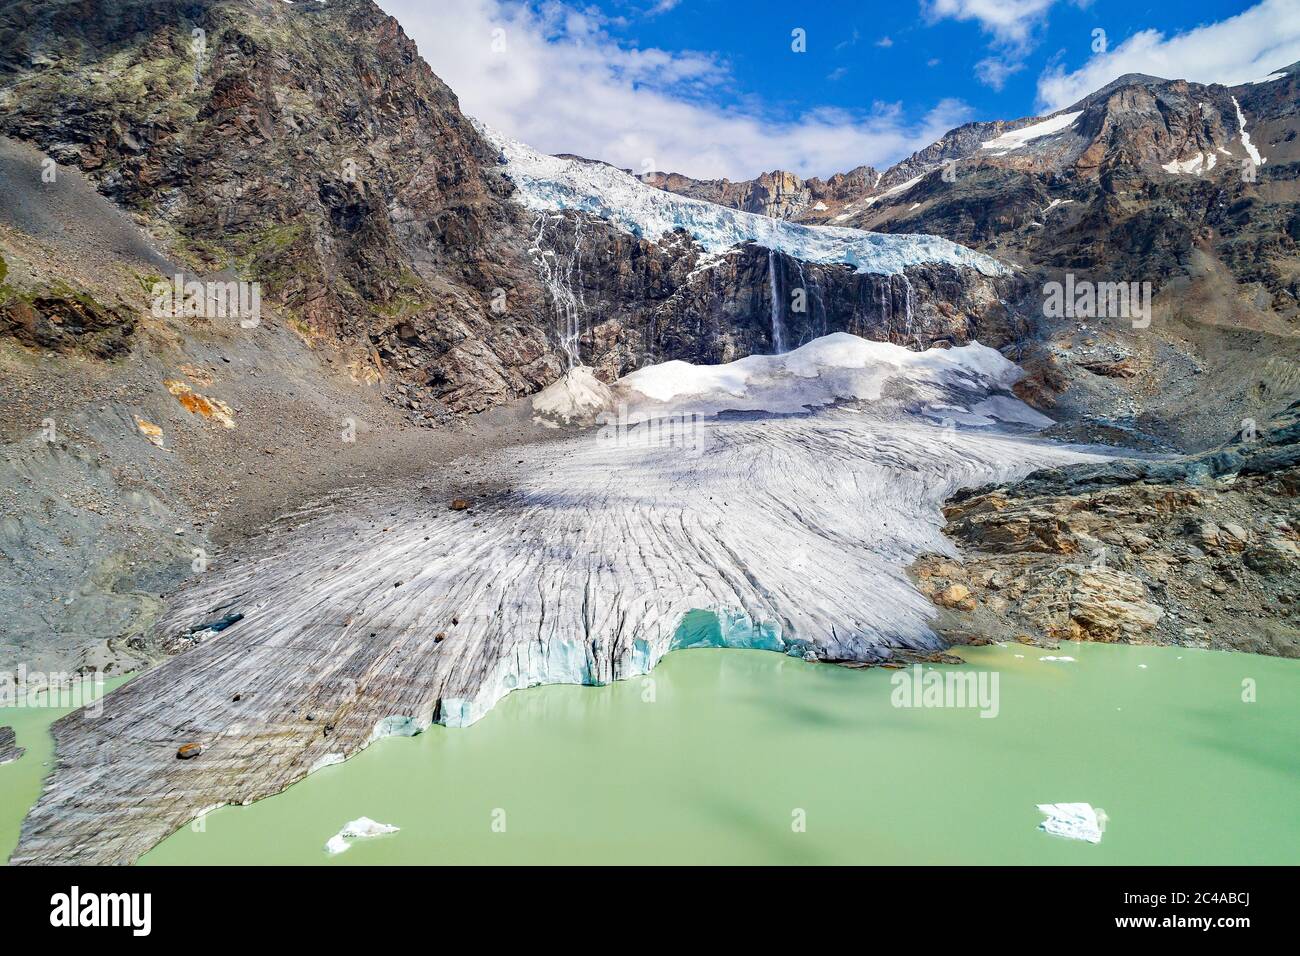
[478,122,1010,278]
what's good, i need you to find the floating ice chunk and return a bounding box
[981,111,1082,155]
[325,835,350,855]
[1039,655,1076,662]
[325,817,399,854]
[1037,802,1106,843]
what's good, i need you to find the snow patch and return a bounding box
[1162,152,1209,175]
[980,112,1082,155]
[1232,97,1265,166]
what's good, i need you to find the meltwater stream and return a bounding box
[133,642,1300,865]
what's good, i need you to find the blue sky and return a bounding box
[383,0,1300,179]
[615,0,1254,121]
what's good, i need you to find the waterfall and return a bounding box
[767,249,787,354]
[900,274,915,343]
[532,213,587,368]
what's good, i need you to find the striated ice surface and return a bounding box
[147,338,1110,738]
[477,122,1009,278]
[10,334,1122,864]
[422,336,1109,726]
[1037,803,1106,843]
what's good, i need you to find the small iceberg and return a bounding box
[1037,802,1106,844]
[1039,655,1076,662]
[325,817,399,855]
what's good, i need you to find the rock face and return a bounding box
[1029,566,1164,642]
[0,289,136,357]
[914,403,1300,657]
[643,165,880,220]
[651,66,1300,451]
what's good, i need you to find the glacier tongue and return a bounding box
[477,121,1010,278]
[12,335,1110,864]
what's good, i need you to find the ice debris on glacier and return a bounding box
[476,121,1009,278]
[617,331,1051,425]
[1037,803,1107,843]
[531,364,615,424]
[325,817,399,855]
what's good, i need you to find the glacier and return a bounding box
[11,334,1113,864]
[477,121,1009,278]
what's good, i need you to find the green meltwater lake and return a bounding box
[3,643,1297,865]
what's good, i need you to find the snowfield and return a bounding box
[477,121,1009,278]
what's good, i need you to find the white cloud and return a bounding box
[377,0,972,180]
[975,56,1025,91]
[1037,0,1300,110]
[924,0,1058,88]
[923,0,1057,47]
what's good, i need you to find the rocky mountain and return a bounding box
[643,165,880,220]
[0,0,1295,678]
[0,0,1008,423]
[917,400,1300,659]
[651,65,1300,451]
[0,0,1017,673]
[0,0,1296,869]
